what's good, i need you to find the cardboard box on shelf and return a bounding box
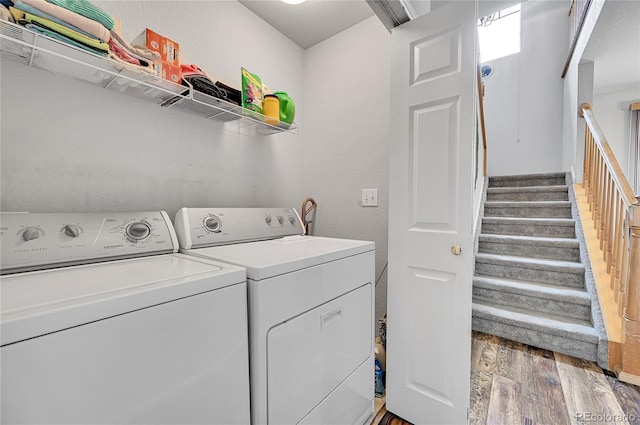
[133,28,179,64]
[155,60,181,84]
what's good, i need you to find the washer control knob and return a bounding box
[277,216,284,225]
[63,224,81,238]
[288,216,296,225]
[126,221,151,241]
[265,215,272,225]
[22,228,41,241]
[203,215,221,233]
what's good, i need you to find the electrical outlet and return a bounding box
[362,189,378,207]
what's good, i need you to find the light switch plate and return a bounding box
[362,189,378,207]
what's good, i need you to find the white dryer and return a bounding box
[0,211,250,425]
[174,207,376,425]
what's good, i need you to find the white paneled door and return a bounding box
[386,1,477,424]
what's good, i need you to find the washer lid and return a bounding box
[184,236,374,281]
[0,254,246,345]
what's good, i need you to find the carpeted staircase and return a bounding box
[472,172,608,367]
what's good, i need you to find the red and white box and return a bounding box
[154,60,181,84]
[133,28,179,64]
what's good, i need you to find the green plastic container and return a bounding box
[273,91,295,125]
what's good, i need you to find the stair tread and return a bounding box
[473,275,591,303]
[479,233,580,247]
[482,217,575,224]
[476,252,584,270]
[476,176,603,362]
[484,200,572,206]
[487,185,569,193]
[489,172,566,181]
[472,301,598,341]
[488,174,567,188]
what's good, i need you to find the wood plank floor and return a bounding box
[371,331,640,425]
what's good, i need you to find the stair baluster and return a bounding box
[579,103,640,385]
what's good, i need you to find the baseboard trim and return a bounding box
[617,371,640,386]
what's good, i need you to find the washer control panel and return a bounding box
[174,207,304,249]
[0,212,177,274]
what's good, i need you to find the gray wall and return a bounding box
[1,2,393,321]
[1,1,305,219]
[302,17,391,321]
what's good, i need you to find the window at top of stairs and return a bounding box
[478,4,521,63]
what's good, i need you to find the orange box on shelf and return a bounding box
[133,28,179,64]
[163,36,179,64]
[155,60,181,84]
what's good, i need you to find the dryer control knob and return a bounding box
[126,221,151,241]
[63,224,81,238]
[204,215,221,233]
[22,228,41,241]
[288,216,296,225]
[265,215,272,225]
[277,216,284,225]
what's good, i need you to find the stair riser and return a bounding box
[472,287,592,321]
[478,240,580,262]
[475,262,585,288]
[486,191,569,202]
[481,222,576,238]
[471,317,598,362]
[484,205,572,218]
[489,177,566,188]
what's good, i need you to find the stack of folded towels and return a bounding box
[3,0,160,74]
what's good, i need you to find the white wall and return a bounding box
[1,1,304,218]
[483,0,569,176]
[574,60,594,182]
[593,86,640,182]
[483,54,519,175]
[561,0,605,177]
[585,0,640,186]
[302,17,391,321]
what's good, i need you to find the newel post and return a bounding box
[622,196,640,382]
[579,103,592,189]
[578,102,592,117]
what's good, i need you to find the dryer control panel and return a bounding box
[0,212,178,274]
[174,207,304,249]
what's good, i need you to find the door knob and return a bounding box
[451,245,462,255]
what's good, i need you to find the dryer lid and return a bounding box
[184,236,374,281]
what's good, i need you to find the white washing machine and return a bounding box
[174,207,376,425]
[0,211,251,424]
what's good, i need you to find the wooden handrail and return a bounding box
[477,65,487,176]
[579,102,640,384]
[581,104,636,202]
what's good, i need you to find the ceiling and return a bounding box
[582,0,640,94]
[238,0,375,49]
[237,0,528,50]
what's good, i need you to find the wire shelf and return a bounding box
[0,21,298,136]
